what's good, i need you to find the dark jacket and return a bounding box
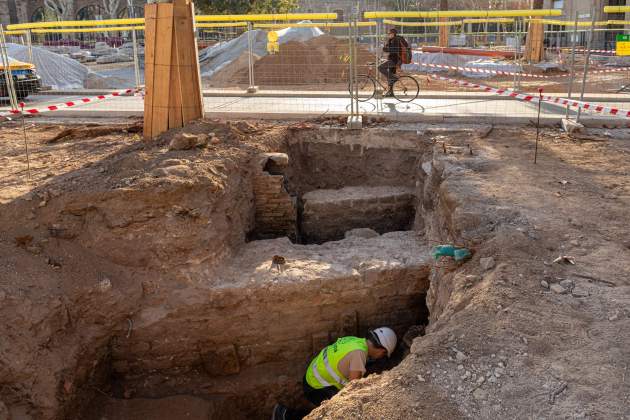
[383,35,408,65]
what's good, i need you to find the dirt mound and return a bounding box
[209,34,373,87]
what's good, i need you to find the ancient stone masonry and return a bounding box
[301,186,416,243]
[109,233,432,416]
[251,153,297,241]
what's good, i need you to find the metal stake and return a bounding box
[534,89,543,164]
[565,12,579,120]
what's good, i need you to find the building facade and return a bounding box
[543,0,629,49]
[1,0,145,26]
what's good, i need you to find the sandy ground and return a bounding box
[309,126,630,419]
[1,119,629,419]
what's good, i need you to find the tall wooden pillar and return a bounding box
[524,20,545,62]
[144,0,204,140]
[439,18,449,47]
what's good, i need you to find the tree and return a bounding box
[44,0,72,20]
[102,0,120,19]
[196,0,298,15]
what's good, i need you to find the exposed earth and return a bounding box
[0,118,629,419]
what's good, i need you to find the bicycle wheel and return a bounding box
[349,75,376,102]
[392,76,420,103]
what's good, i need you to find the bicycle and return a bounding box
[348,61,420,103]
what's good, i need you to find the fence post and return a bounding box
[127,0,141,90]
[374,19,381,97]
[577,7,596,124]
[25,29,33,64]
[0,25,19,112]
[565,12,579,120]
[512,19,520,89]
[348,23,355,116]
[246,22,257,93]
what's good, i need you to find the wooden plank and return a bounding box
[143,4,158,139]
[188,1,205,119]
[168,15,183,128]
[173,3,199,123]
[151,3,174,138]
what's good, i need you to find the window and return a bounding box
[553,0,563,9]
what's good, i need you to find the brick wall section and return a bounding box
[252,153,297,240]
[302,186,416,243]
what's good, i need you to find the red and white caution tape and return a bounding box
[574,48,615,55]
[584,66,630,75]
[0,88,137,119]
[413,62,552,78]
[428,74,630,118]
[416,62,630,79]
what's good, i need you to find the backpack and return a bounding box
[399,37,412,65]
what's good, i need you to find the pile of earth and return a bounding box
[208,34,373,87]
[199,24,324,80]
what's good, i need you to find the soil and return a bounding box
[1,118,629,420]
[205,34,373,90]
[309,126,630,419]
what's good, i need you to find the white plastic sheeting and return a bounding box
[6,43,89,89]
[199,22,324,78]
[403,51,521,79]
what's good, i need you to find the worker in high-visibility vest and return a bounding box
[272,327,397,420]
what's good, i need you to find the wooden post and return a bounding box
[144,0,204,140]
[524,0,545,63]
[439,0,448,47]
[439,18,449,47]
[524,20,544,62]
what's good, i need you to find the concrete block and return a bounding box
[347,115,363,130]
[561,118,584,134]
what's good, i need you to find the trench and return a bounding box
[83,128,435,420]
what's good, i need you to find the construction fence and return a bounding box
[2,8,630,124]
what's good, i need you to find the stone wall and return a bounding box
[302,186,416,243]
[108,233,432,416]
[251,153,297,241]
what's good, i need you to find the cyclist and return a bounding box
[379,28,410,97]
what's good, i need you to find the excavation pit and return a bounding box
[90,127,433,419]
[92,233,432,419]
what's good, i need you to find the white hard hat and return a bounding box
[372,327,397,357]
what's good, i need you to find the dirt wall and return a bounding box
[285,128,428,196]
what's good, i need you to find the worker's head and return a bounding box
[388,28,398,39]
[367,327,397,359]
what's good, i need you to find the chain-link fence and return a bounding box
[2,9,630,124]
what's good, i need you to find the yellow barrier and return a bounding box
[196,22,248,28]
[383,19,462,27]
[194,13,337,22]
[365,10,561,19]
[463,18,514,24]
[30,26,144,33]
[604,20,630,26]
[527,19,609,27]
[604,6,630,13]
[254,22,375,29]
[7,13,338,31]
[7,18,144,30]
[4,30,26,35]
